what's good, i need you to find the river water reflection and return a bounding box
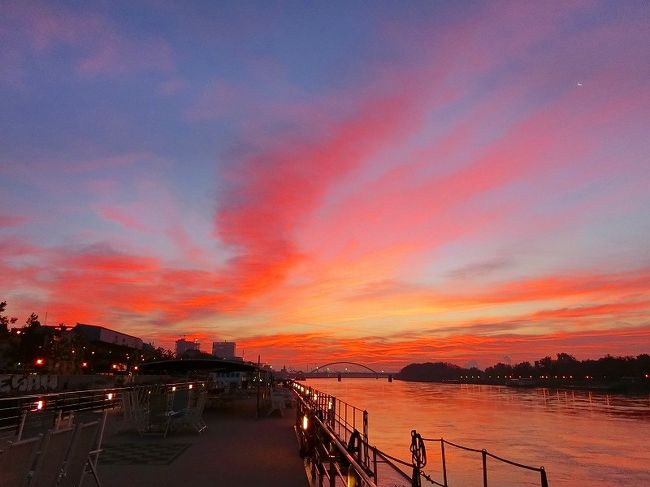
[307,378,650,486]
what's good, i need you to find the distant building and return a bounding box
[176,338,200,357]
[75,323,143,350]
[212,341,236,359]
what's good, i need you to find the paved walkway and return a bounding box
[98,396,308,487]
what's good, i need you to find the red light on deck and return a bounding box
[81,362,88,368]
[35,358,45,366]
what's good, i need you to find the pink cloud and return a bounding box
[0,214,28,228]
[1,1,174,79]
[96,205,148,233]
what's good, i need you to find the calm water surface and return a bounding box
[307,378,650,486]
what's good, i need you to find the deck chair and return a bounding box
[0,435,42,487]
[171,389,190,414]
[16,410,57,441]
[120,391,147,435]
[120,390,133,425]
[80,410,107,487]
[30,426,75,487]
[146,393,171,437]
[58,421,100,487]
[171,390,207,433]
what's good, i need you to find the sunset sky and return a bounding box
[1,1,649,370]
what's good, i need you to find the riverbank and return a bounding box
[395,377,650,393]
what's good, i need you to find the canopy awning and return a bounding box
[139,358,258,375]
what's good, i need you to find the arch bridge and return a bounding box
[303,362,393,381]
[309,361,381,375]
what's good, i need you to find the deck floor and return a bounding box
[97,396,308,487]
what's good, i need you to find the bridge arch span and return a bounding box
[309,361,380,375]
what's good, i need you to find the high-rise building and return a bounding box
[212,341,236,359]
[176,338,199,357]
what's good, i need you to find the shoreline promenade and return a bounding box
[98,396,308,487]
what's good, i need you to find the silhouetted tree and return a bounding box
[0,301,17,334]
[398,362,468,381]
[25,312,41,328]
[513,361,534,377]
[485,362,513,378]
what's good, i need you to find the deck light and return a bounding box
[328,401,333,410]
[36,400,44,410]
[189,384,193,389]
[302,415,309,431]
[81,362,88,368]
[172,386,176,392]
[314,394,318,401]
[35,358,45,366]
[107,393,113,400]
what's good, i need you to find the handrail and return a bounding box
[293,382,414,486]
[292,381,550,487]
[419,436,548,487]
[0,379,198,402]
[0,381,203,436]
[296,392,379,487]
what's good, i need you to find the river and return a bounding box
[305,378,650,486]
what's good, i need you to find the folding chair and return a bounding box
[16,410,57,441]
[58,421,100,487]
[30,426,75,487]
[80,410,107,487]
[146,393,171,437]
[171,390,207,433]
[0,435,41,487]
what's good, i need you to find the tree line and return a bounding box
[398,352,650,389]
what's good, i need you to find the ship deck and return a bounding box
[97,395,308,487]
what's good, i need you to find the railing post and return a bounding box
[482,449,488,487]
[329,452,337,487]
[440,440,448,487]
[373,446,378,483]
[540,467,549,487]
[329,397,336,428]
[363,410,369,468]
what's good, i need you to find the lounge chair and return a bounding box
[0,435,41,487]
[16,410,57,441]
[170,390,207,434]
[30,426,75,487]
[146,393,171,437]
[58,421,101,487]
